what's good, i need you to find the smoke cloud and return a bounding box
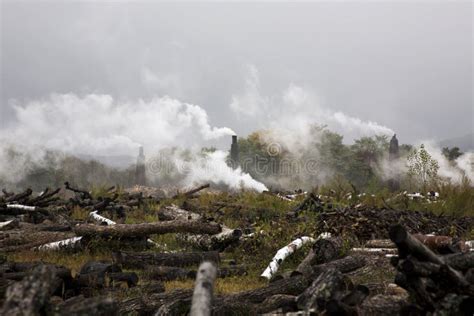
[148,149,268,192]
[422,142,473,184]
[0,93,270,192]
[3,93,234,156]
[229,65,394,146]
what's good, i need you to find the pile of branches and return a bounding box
[316,207,473,241]
[0,257,139,315]
[0,183,222,252]
[0,183,149,225]
[389,224,474,315]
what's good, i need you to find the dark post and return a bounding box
[389,134,399,161]
[388,134,400,190]
[230,135,239,169]
[135,146,147,186]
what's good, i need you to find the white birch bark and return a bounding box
[37,236,83,251]
[89,210,116,225]
[190,261,217,316]
[260,236,316,280]
[6,204,36,211]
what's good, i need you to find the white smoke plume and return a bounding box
[3,93,234,156]
[0,93,269,192]
[229,65,394,147]
[422,142,474,183]
[150,150,268,192]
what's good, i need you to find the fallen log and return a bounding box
[55,295,118,316]
[131,289,192,316]
[308,255,367,279]
[296,268,352,311]
[257,294,297,314]
[146,265,246,281]
[177,227,242,251]
[398,257,441,277]
[113,251,220,269]
[212,274,311,314]
[389,224,443,264]
[74,220,221,238]
[190,261,217,316]
[37,236,83,251]
[311,236,343,265]
[158,204,202,221]
[0,230,75,252]
[0,265,56,315]
[360,294,408,315]
[294,232,332,276]
[341,284,370,306]
[89,210,116,226]
[173,183,210,199]
[464,268,474,284]
[108,272,139,288]
[261,236,315,280]
[351,247,398,254]
[147,266,196,281]
[6,204,36,211]
[365,239,396,248]
[443,252,474,272]
[433,293,474,316]
[75,261,122,289]
[413,234,468,254]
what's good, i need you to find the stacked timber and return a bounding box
[389,224,474,315]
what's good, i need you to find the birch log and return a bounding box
[261,236,315,280]
[6,204,36,211]
[0,219,19,230]
[37,236,83,251]
[190,261,217,316]
[90,210,116,226]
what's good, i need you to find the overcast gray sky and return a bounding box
[1,1,472,145]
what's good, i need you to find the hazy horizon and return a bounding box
[1,1,472,155]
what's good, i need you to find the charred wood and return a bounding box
[146,265,246,281]
[5,188,32,203]
[389,224,443,264]
[74,220,221,239]
[296,268,352,311]
[311,237,343,265]
[54,295,118,316]
[256,294,298,314]
[113,251,220,269]
[64,182,92,199]
[172,183,210,199]
[360,294,408,316]
[443,252,474,272]
[0,265,56,315]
